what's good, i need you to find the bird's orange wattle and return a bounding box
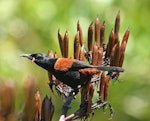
[31,57,35,63]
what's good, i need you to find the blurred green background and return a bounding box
[0,0,150,121]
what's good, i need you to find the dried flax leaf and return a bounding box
[104,75,110,102]
[106,30,115,58]
[77,20,84,46]
[98,47,103,66]
[114,11,120,44]
[47,50,54,58]
[58,30,64,56]
[99,73,110,101]
[95,17,100,45]
[110,44,116,66]
[100,21,105,47]
[22,77,37,121]
[88,22,94,52]
[41,96,54,121]
[113,41,121,67]
[86,84,94,115]
[80,78,91,104]
[0,81,15,118]
[117,28,129,67]
[74,31,80,59]
[121,28,130,47]
[99,72,105,98]
[35,91,41,121]
[79,45,85,61]
[92,43,99,66]
[119,41,126,67]
[63,31,69,58]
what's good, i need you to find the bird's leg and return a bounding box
[68,81,93,120]
[64,100,90,120]
[74,100,89,120]
[64,83,94,120]
[59,90,76,121]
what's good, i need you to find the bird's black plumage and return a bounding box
[21,53,124,92]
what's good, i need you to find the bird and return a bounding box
[21,53,124,94]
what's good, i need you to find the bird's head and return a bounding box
[21,53,51,70]
[21,53,48,62]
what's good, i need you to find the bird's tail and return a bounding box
[95,66,124,72]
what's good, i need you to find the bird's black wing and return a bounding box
[71,60,93,70]
[72,60,124,72]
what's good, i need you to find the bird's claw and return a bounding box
[71,100,90,120]
[56,84,71,97]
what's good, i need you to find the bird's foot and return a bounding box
[48,79,73,98]
[56,84,73,97]
[70,100,89,120]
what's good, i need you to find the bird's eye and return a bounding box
[31,54,42,59]
[36,54,43,59]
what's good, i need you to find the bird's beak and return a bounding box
[20,54,32,60]
[20,54,36,63]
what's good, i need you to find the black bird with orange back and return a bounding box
[21,53,124,93]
